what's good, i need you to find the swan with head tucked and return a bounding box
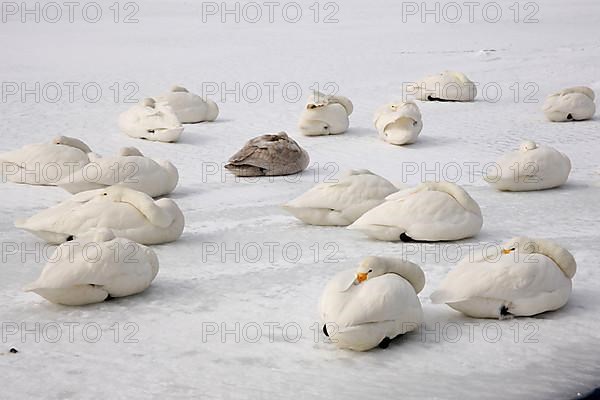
[119,98,184,142]
[23,229,159,306]
[348,181,483,242]
[319,256,425,351]
[299,92,353,136]
[0,136,92,186]
[413,71,477,102]
[15,185,184,245]
[431,237,576,318]
[225,132,310,177]
[57,146,179,197]
[282,170,397,226]
[154,85,219,124]
[543,87,595,122]
[484,140,571,191]
[374,101,423,145]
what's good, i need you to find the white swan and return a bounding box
[23,229,159,306]
[319,256,425,351]
[57,147,179,197]
[0,136,91,186]
[348,181,483,242]
[282,170,397,226]
[225,132,310,177]
[299,92,353,136]
[485,140,571,191]
[374,101,423,145]
[155,85,219,124]
[413,71,477,102]
[15,185,184,245]
[543,87,596,122]
[431,237,576,318]
[119,98,184,143]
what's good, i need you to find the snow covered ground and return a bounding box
[1,0,599,398]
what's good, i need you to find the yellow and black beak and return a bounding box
[502,249,512,255]
[356,273,368,283]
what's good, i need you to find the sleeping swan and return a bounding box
[348,181,483,242]
[319,256,425,351]
[282,170,397,226]
[413,71,477,102]
[23,229,159,306]
[299,92,353,136]
[225,132,310,177]
[431,237,576,318]
[155,85,219,124]
[15,185,185,245]
[0,136,92,186]
[543,87,595,122]
[57,146,179,197]
[484,140,571,191]
[119,98,184,142]
[374,101,423,145]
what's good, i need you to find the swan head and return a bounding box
[351,256,426,293]
[141,98,156,108]
[119,147,144,157]
[52,136,92,154]
[501,237,577,279]
[519,140,538,152]
[354,256,384,284]
[170,85,189,93]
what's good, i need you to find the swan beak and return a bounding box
[356,273,368,284]
[502,249,512,255]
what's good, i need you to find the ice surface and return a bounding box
[1,0,599,398]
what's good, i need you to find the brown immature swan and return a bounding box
[225,132,310,177]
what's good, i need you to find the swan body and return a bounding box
[348,181,483,242]
[57,147,179,197]
[299,92,353,136]
[15,186,185,245]
[543,87,595,122]
[155,85,219,123]
[319,257,425,351]
[374,101,423,145]
[282,170,397,226]
[23,229,159,306]
[414,71,477,102]
[119,98,184,142]
[431,237,576,318]
[225,132,310,177]
[0,136,91,186]
[485,140,571,191]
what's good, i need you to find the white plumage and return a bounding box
[319,256,425,351]
[119,98,184,142]
[299,92,353,136]
[0,136,92,186]
[283,170,397,226]
[431,237,577,318]
[24,229,159,306]
[348,181,483,241]
[373,101,423,145]
[485,140,571,191]
[57,147,179,197]
[15,185,185,245]
[154,85,219,124]
[543,86,595,122]
[413,71,477,102]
